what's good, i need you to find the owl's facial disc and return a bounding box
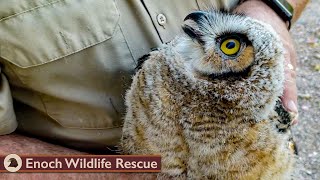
[181,11,256,79]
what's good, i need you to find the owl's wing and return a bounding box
[274,100,293,132]
[135,53,150,71]
[274,100,298,155]
[135,47,161,71]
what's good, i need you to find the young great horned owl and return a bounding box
[121,3,296,180]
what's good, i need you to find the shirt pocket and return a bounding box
[0,0,120,68]
[0,0,124,129]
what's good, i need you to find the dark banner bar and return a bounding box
[0,154,161,173]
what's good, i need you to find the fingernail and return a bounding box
[289,113,299,125]
[287,100,298,113]
[291,119,298,125]
[287,101,299,126]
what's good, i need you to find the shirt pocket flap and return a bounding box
[0,0,120,68]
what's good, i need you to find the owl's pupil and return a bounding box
[226,41,236,49]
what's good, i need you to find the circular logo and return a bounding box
[4,154,22,172]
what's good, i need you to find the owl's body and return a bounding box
[121,2,295,179]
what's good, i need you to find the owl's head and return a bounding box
[176,10,283,80]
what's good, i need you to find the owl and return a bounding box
[121,1,296,180]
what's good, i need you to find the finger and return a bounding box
[281,69,298,124]
[281,48,299,124]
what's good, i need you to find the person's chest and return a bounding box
[0,0,208,131]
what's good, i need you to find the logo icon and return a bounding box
[4,154,22,172]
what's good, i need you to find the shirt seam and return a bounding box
[140,0,164,43]
[0,0,63,22]
[118,25,136,65]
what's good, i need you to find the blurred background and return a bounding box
[291,0,320,179]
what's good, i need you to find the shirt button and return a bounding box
[157,14,167,26]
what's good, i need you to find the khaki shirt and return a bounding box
[0,0,209,150]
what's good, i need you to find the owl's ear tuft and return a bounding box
[184,11,208,23]
[182,11,208,45]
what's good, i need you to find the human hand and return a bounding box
[234,0,299,124]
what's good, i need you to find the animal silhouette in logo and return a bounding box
[8,158,18,168]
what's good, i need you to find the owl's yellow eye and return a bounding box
[220,39,240,56]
